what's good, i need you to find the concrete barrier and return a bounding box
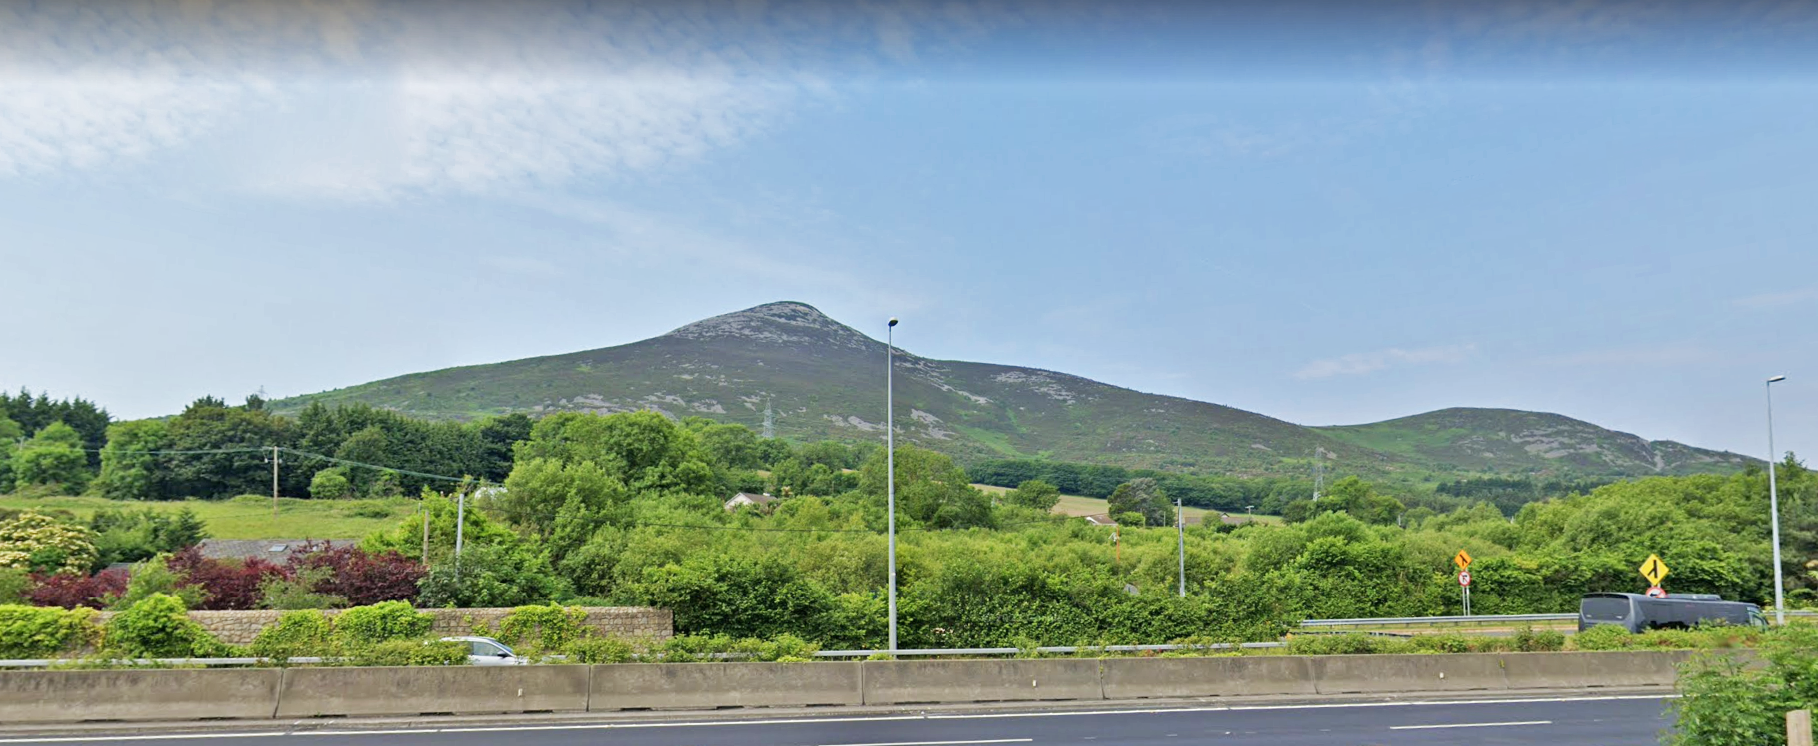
[1101,656,1318,699]
[1311,654,1511,695]
[275,665,590,718]
[0,669,281,723]
[0,651,1704,723]
[591,662,863,710]
[1501,651,1695,690]
[862,659,1103,705]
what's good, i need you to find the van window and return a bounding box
[1582,597,1630,621]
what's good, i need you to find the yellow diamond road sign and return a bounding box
[1640,554,1670,586]
[1453,549,1473,571]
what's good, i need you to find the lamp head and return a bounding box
[1769,375,1787,384]
[888,317,899,328]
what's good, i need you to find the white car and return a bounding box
[441,636,527,666]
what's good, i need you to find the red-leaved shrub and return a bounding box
[167,547,290,610]
[28,569,129,609]
[290,544,425,606]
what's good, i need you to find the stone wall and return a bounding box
[91,607,673,646]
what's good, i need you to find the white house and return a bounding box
[724,492,778,511]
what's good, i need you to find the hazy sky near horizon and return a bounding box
[2,0,1815,461]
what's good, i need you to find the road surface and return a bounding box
[0,695,1673,746]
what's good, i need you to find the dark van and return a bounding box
[1579,592,1769,633]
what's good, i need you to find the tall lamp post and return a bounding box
[887,317,899,655]
[1768,375,1787,626]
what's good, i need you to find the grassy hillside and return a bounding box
[274,302,1376,477]
[272,301,1750,483]
[1316,408,1752,478]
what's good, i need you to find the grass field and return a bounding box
[971,484,1278,526]
[0,494,414,540]
[3,488,1279,540]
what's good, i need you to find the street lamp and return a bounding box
[887,317,899,655]
[1767,375,1787,625]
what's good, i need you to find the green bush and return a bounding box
[1669,626,1818,746]
[1411,633,1473,654]
[104,594,226,658]
[1512,626,1566,652]
[0,567,33,604]
[731,633,820,662]
[499,604,586,652]
[1570,624,1633,651]
[563,636,636,663]
[658,633,736,662]
[333,601,433,645]
[250,610,333,661]
[1285,633,1416,656]
[0,604,100,658]
[258,567,346,611]
[109,557,205,611]
[341,639,468,667]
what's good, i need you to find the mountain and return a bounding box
[1315,408,1753,478]
[272,302,1751,480]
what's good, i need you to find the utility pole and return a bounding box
[421,497,431,564]
[1768,375,1788,625]
[1176,496,1186,598]
[454,484,466,580]
[270,446,280,520]
[886,317,899,657]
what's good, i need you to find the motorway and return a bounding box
[0,696,1673,746]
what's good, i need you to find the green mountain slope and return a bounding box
[272,302,1749,480]
[1315,408,1753,478]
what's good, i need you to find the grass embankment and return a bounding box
[0,494,414,540]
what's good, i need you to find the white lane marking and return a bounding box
[0,695,1672,743]
[1391,720,1552,730]
[818,740,1032,746]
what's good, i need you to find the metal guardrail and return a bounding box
[814,642,1284,658]
[6,611,1812,668]
[1297,609,1818,628]
[1298,613,1576,627]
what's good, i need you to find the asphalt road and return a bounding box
[0,696,1673,746]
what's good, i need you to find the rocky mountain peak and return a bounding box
[662,301,879,351]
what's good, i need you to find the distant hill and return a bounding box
[1315,408,1752,478]
[272,301,1751,481]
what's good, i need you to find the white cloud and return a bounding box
[0,1,1019,198]
[1294,344,1476,380]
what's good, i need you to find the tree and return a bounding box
[161,397,297,499]
[858,445,992,529]
[416,543,567,608]
[694,423,765,471]
[1320,477,1405,525]
[309,468,353,499]
[513,411,716,495]
[0,511,97,575]
[89,507,208,568]
[96,420,167,500]
[289,544,425,606]
[497,457,629,542]
[0,389,111,469]
[0,415,22,493]
[474,413,534,482]
[13,423,92,494]
[1108,478,1174,527]
[1005,480,1062,511]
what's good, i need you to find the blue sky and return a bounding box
[1,0,1814,462]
